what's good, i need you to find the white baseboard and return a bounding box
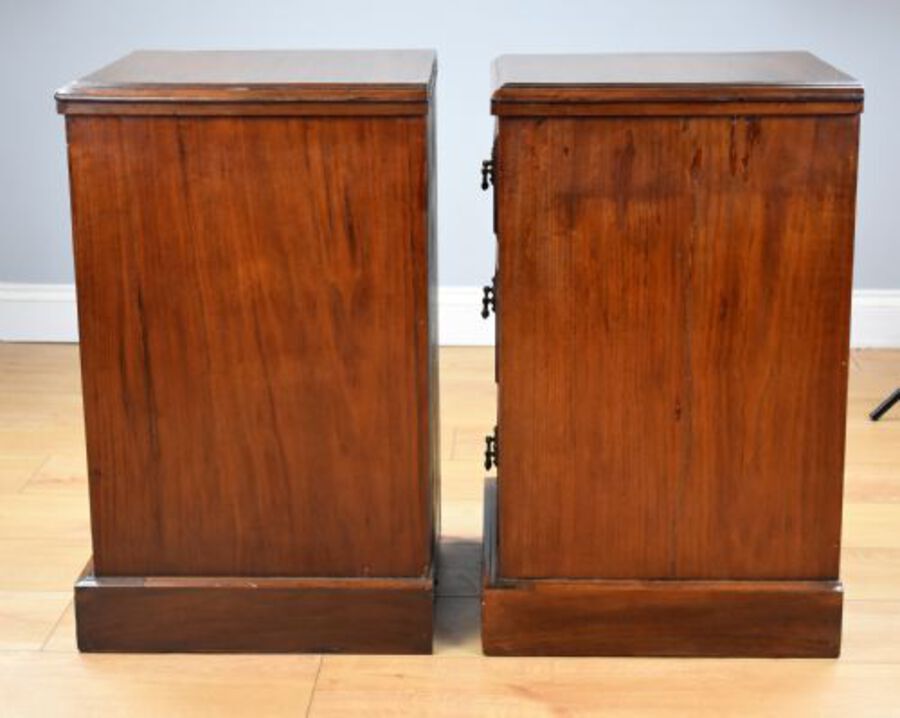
[1,282,898,348]
[849,290,900,348]
[0,283,78,343]
[437,286,495,346]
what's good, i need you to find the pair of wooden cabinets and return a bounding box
[57,50,862,656]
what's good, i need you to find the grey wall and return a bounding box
[1,0,897,287]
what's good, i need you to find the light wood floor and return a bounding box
[0,344,898,716]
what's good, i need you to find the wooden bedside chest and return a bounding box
[481,51,862,656]
[56,50,439,653]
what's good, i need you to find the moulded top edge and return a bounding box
[55,49,437,112]
[491,51,863,112]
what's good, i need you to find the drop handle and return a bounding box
[484,427,499,471]
[481,276,496,319]
[481,159,494,190]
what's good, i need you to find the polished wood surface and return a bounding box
[66,113,435,578]
[492,99,863,117]
[488,52,861,655]
[75,563,433,654]
[0,345,899,713]
[57,100,429,116]
[680,117,857,578]
[496,116,683,579]
[483,480,843,657]
[56,50,435,107]
[496,114,858,580]
[59,51,438,652]
[492,51,862,110]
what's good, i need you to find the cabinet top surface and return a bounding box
[56,50,436,109]
[492,52,862,113]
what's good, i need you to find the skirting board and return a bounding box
[1,283,899,347]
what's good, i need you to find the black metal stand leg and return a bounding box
[870,388,900,421]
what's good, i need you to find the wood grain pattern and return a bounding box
[483,578,843,658]
[496,114,858,581]
[496,116,686,579]
[482,479,843,657]
[61,51,440,600]
[678,115,859,578]
[62,51,439,652]
[75,563,433,653]
[66,112,436,578]
[489,52,861,656]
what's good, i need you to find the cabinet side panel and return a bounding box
[67,115,431,577]
[497,114,856,580]
[677,115,858,578]
[497,117,690,579]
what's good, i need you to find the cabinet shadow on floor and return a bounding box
[435,538,482,654]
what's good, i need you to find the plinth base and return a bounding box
[481,479,842,657]
[75,561,433,653]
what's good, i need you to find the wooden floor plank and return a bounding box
[41,600,76,653]
[0,590,70,650]
[0,652,320,718]
[309,656,900,717]
[841,547,900,600]
[843,504,900,549]
[0,539,90,591]
[0,455,47,494]
[842,600,900,664]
